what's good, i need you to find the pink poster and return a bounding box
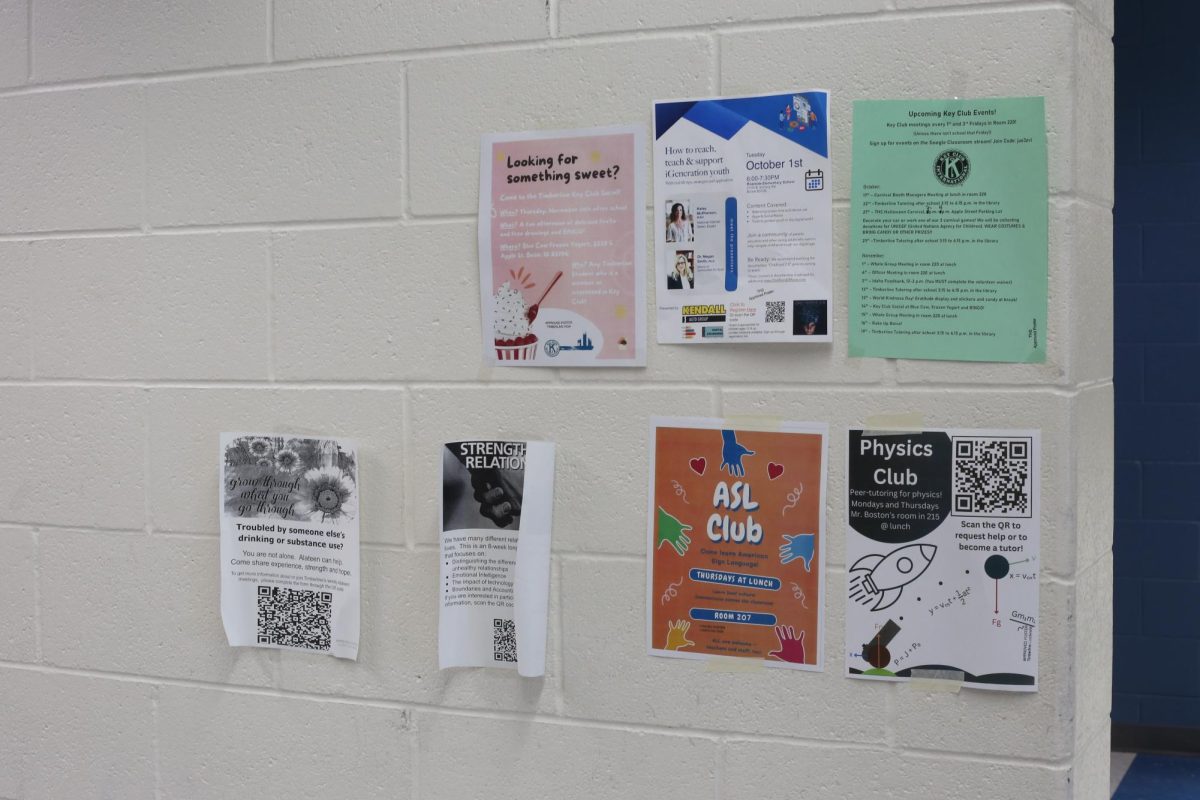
[479,125,646,367]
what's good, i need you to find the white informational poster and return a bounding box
[653,91,833,343]
[845,428,1041,691]
[439,441,556,677]
[479,125,646,367]
[220,433,360,660]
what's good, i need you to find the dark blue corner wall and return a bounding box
[1113,0,1200,729]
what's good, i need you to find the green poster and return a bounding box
[849,97,1048,362]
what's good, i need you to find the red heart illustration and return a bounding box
[689,457,706,476]
[767,462,784,480]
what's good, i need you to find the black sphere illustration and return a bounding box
[984,554,1010,580]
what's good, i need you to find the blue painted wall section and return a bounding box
[1113,0,1200,729]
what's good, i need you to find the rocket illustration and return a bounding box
[849,544,937,611]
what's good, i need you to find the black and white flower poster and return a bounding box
[220,433,361,660]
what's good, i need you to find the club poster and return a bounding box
[479,124,646,367]
[653,91,833,344]
[648,418,828,670]
[845,428,1041,691]
[848,97,1048,362]
[219,433,360,660]
[439,440,556,677]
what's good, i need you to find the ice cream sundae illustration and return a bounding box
[493,270,563,361]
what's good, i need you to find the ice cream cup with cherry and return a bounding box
[493,281,538,360]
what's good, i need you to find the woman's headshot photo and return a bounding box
[667,250,695,290]
[665,201,694,243]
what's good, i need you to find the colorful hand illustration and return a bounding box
[768,625,807,664]
[656,507,693,556]
[779,533,817,571]
[665,619,695,651]
[719,430,755,477]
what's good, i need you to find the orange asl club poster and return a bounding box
[647,418,828,670]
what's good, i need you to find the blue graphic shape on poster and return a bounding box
[725,197,738,291]
[691,608,777,626]
[779,533,817,571]
[655,93,829,158]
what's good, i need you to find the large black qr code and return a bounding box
[764,301,786,324]
[493,618,517,663]
[257,586,332,651]
[951,437,1033,517]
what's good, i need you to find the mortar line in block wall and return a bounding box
[151,684,163,800]
[713,737,727,800]
[139,85,149,234]
[410,707,421,800]
[0,219,404,242]
[147,217,406,236]
[265,234,275,382]
[400,61,410,221]
[0,191,1104,243]
[142,387,152,534]
[0,658,1073,765]
[552,554,565,715]
[0,378,1097,394]
[30,528,42,662]
[896,743,1073,771]
[0,0,1073,100]
[709,33,720,95]
[0,227,143,242]
[19,522,155,537]
[401,387,414,550]
[267,0,275,63]
[25,258,35,379]
[24,0,32,83]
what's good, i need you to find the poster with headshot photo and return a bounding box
[654,91,833,344]
[664,200,695,243]
[667,250,695,290]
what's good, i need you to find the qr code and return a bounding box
[493,618,517,663]
[952,437,1033,517]
[257,586,332,651]
[765,301,786,323]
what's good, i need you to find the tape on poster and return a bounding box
[862,412,924,436]
[705,655,766,673]
[723,415,784,432]
[908,668,965,693]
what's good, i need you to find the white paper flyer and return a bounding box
[845,428,1041,691]
[439,440,556,676]
[220,433,360,660]
[653,91,833,343]
[479,125,646,367]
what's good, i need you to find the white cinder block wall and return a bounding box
[0,1,1114,797]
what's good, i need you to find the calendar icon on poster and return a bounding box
[805,169,825,191]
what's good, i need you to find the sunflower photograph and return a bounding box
[223,435,358,521]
